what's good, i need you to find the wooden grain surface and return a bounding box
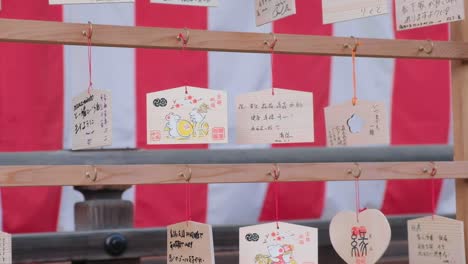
[451,0,468,261]
[0,161,466,187]
[0,18,467,59]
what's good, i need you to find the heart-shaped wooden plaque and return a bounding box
[329,209,391,264]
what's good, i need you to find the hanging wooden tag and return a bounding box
[240,222,318,264]
[147,86,228,145]
[236,88,314,144]
[255,0,296,26]
[324,100,388,147]
[167,221,215,264]
[49,0,134,4]
[72,89,112,150]
[330,209,391,264]
[396,0,465,31]
[0,232,12,264]
[408,215,466,264]
[150,0,218,7]
[322,0,388,24]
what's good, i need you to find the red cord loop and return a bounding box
[428,163,437,219]
[269,164,280,229]
[83,22,93,94]
[345,37,361,106]
[264,33,278,96]
[177,30,190,94]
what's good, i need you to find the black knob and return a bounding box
[104,233,127,256]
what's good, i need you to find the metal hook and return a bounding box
[264,33,278,50]
[267,164,280,181]
[343,36,360,52]
[82,21,93,40]
[176,28,190,45]
[347,163,362,179]
[86,166,98,182]
[178,166,192,182]
[423,162,437,177]
[418,39,434,54]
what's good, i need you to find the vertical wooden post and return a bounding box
[451,0,468,259]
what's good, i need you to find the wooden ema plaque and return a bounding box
[167,221,215,264]
[408,215,466,264]
[330,209,391,264]
[240,222,318,264]
[147,86,228,145]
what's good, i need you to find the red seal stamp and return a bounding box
[150,130,161,142]
[212,127,225,141]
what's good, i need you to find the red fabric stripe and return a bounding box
[259,0,331,221]
[0,0,63,233]
[135,0,208,227]
[382,12,450,214]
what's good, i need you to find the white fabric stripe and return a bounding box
[323,12,395,220]
[437,179,456,215]
[206,0,271,225]
[63,3,136,149]
[440,63,455,215]
[122,186,136,204]
[60,4,135,230]
[57,187,84,231]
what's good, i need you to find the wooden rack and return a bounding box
[1,2,468,259]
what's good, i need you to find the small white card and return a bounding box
[325,100,389,147]
[396,0,465,31]
[322,0,388,24]
[236,88,314,144]
[408,215,466,264]
[240,222,318,264]
[72,89,112,150]
[150,0,218,6]
[255,0,296,26]
[0,232,12,264]
[147,86,228,145]
[167,221,215,264]
[49,0,133,4]
[330,209,392,264]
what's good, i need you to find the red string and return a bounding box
[430,167,437,220]
[431,176,435,219]
[186,182,192,222]
[351,49,358,106]
[355,177,360,222]
[268,38,277,96]
[87,27,93,94]
[178,33,189,94]
[274,177,280,229]
[270,46,275,96]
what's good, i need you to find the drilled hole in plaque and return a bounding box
[347,114,364,134]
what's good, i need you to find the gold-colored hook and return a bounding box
[178,166,192,182]
[418,39,434,54]
[344,36,360,52]
[82,21,93,39]
[176,28,190,45]
[423,162,437,177]
[264,32,278,50]
[86,166,98,182]
[267,164,280,180]
[347,163,362,179]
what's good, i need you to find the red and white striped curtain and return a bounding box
[0,0,453,233]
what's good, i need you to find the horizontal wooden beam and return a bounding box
[0,18,467,59]
[0,161,464,187]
